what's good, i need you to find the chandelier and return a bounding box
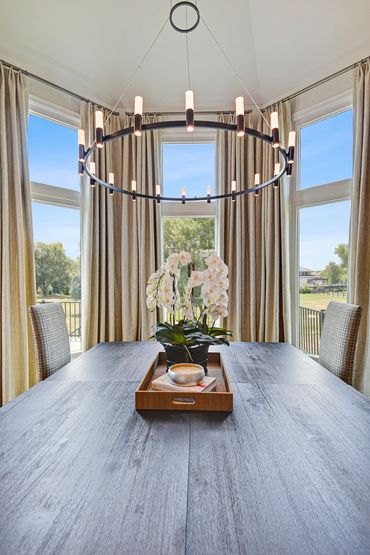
[78,1,296,202]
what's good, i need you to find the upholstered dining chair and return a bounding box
[319,301,362,385]
[29,303,71,381]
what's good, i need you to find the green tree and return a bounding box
[320,261,342,284]
[163,217,215,268]
[70,257,81,300]
[335,243,348,282]
[35,242,72,297]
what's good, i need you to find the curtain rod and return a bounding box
[261,55,369,112]
[0,58,119,115]
[1,55,368,117]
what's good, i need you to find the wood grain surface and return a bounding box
[1,341,370,554]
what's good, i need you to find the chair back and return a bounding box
[319,301,362,384]
[29,303,71,380]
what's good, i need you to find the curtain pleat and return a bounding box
[349,60,370,394]
[217,103,292,342]
[0,63,36,405]
[81,105,161,349]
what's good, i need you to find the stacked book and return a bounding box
[151,373,217,392]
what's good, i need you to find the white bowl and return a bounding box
[168,363,205,386]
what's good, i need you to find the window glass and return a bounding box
[163,143,215,197]
[298,200,350,354]
[28,114,79,190]
[299,109,353,189]
[162,216,215,265]
[32,202,81,351]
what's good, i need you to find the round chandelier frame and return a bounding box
[82,120,290,202]
[78,1,296,202]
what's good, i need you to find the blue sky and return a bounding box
[163,143,215,197]
[29,111,353,269]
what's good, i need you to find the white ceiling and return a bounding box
[0,0,369,112]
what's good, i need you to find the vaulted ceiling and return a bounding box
[0,0,369,112]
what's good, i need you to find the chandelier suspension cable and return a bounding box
[185,6,191,90]
[104,15,169,126]
[200,15,270,129]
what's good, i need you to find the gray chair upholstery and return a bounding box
[319,301,362,384]
[29,303,71,380]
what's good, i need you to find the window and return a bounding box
[28,111,81,354]
[161,142,217,265]
[292,107,353,354]
[29,114,79,190]
[299,109,353,189]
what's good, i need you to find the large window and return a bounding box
[29,111,81,353]
[161,142,216,263]
[294,107,353,355]
[299,109,353,189]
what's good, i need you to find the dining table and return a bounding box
[1,341,370,554]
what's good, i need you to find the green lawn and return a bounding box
[300,291,347,310]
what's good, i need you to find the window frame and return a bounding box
[290,96,352,347]
[29,96,81,209]
[160,131,218,261]
[29,97,82,354]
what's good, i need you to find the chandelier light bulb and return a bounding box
[131,180,137,201]
[78,129,85,161]
[134,96,143,136]
[185,90,194,132]
[271,111,280,148]
[182,185,186,205]
[231,180,236,201]
[254,173,260,186]
[95,111,104,148]
[108,172,114,194]
[273,163,280,188]
[236,97,245,137]
[156,184,161,203]
[207,184,211,203]
[288,131,296,164]
[89,161,96,187]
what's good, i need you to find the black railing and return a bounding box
[299,306,325,356]
[37,300,81,341]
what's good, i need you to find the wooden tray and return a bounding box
[135,351,233,412]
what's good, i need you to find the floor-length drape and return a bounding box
[217,103,292,342]
[349,60,370,395]
[81,105,161,350]
[0,63,36,404]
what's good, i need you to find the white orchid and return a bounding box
[190,270,204,287]
[146,251,229,329]
[178,251,192,265]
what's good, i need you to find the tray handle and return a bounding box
[172,397,196,406]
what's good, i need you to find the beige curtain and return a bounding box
[217,102,292,342]
[349,60,370,395]
[0,63,36,405]
[81,105,161,350]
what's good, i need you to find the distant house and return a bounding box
[299,266,328,287]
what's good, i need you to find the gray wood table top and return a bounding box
[1,342,370,555]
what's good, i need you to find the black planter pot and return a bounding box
[164,344,209,374]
